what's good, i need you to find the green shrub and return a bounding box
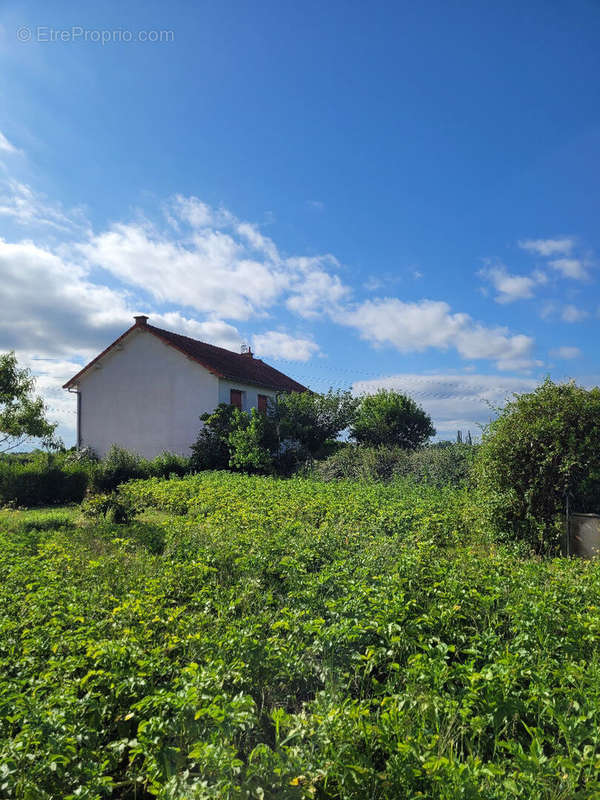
[190,391,359,475]
[0,453,88,506]
[190,403,238,471]
[315,442,476,485]
[474,378,600,553]
[81,491,138,524]
[228,408,276,473]
[91,445,151,492]
[148,451,190,479]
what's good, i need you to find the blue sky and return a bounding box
[1,0,599,444]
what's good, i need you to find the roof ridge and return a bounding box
[147,324,264,362]
[64,320,307,393]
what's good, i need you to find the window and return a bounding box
[258,394,268,413]
[230,389,243,409]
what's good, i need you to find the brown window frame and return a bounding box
[230,389,243,410]
[257,394,268,414]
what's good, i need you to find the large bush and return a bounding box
[276,389,359,461]
[474,379,600,553]
[351,389,435,449]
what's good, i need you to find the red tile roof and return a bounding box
[63,321,308,393]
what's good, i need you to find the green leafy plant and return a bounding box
[276,388,360,462]
[0,451,88,506]
[228,407,276,473]
[315,442,476,485]
[81,491,138,524]
[190,403,238,471]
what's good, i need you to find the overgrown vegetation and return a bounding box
[2,475,600,798]
[0,446,190,506]
[315,441,476,485]
[0,451,89,506]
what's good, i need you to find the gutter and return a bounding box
[67,387,81,449]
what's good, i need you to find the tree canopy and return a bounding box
[350,389,435,449]
[0,352,58,453]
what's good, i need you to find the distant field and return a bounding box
[1,475,600,798]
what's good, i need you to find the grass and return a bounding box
[1,475,600,798]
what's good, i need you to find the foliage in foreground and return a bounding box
[2,475,600,798]
[474,378,600,553]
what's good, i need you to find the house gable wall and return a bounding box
[77,328,219,459]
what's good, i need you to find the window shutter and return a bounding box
[230,389,243,409]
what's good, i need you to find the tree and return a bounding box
[276,389,360,461]
[0,351,58,453]
[474,379,600,553]
[190,389,359,475]
[189,403,238,471]
[350,390,435,449]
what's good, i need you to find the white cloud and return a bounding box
[519,237,574,257]
[549,257,589,281]
[286,256,351,318]
[550,346,581,360]
[0,131,20,155]
[307,200,325,211]
[0,179,88,232]
[562,304,589,323]
[79,222,285,320]
[80,201,349,322]
[479,264,545,304]
[251,331,320,362]
[352,373,539,439]
[338,298,535,370]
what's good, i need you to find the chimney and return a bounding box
[240,344,253,358]
[134,315,149,327]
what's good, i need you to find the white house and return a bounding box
[63,315,307,458]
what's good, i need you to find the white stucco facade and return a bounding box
[76,328,219,458]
